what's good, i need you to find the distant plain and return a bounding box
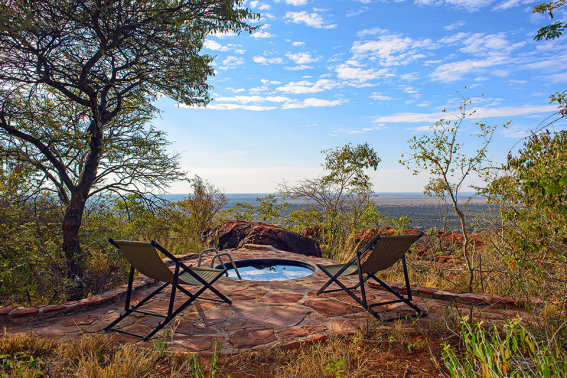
[165,192,494,231]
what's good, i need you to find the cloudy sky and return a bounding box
[153,0,567,193]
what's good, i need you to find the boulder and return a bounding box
[351,227,423,244]
[200,221,322,258]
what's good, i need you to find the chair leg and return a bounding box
[104,282,170,334]
[317,265,368,310]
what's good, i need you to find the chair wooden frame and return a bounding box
[105,238,231,341]
[317,233,426,322]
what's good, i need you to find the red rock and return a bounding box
[200,221,322,257]
[201,307,230,326]
[84,316,120,333]
[41,305,66,314]
[10,306,40,317]
[229,328,276,348]
[233,304,310,327]
[36,324,81,335]
[173,336,213,351]
[61,315,100,327]
[0,306,17,316]
[224,320,267,331]
[278,326,325,337]
[460,294,489,305]
[417,287,438,295]
[304,299,362,317]
[259,293,304,303]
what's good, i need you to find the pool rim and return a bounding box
[214,258,317,281]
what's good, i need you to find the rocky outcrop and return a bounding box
[350,227,423,244]
[200,221,322,258]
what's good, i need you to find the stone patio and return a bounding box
[1,245,529,353]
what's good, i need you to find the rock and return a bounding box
[350,227,423,244]
[200,221,322,257]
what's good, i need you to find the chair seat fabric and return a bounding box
[321,263,359,277]
[179,267,224,286]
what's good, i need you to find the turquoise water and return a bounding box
[225,263,314,281]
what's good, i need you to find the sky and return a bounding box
[153,0,567,194]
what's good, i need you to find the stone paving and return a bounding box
[1,245,529,353]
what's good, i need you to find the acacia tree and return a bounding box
[279,143,381,249]
[0,0,257,294]
[400,93,503,292]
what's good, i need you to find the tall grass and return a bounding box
[442,318,567,378]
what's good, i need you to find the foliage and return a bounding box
[533,1,567,117]
[256,194,290,225]
[443,318,567,378]
[279,143,381,257]
[533,0,567,41]
[171,176,228,239]
[482,130,567,297]
[0,0,258,297]
[400,91,503,292]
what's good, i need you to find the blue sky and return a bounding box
[153,0,567,193]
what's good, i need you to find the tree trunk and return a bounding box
[456,207,474,292]
[61,191,89,300]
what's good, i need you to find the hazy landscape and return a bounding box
[166,192,493,231]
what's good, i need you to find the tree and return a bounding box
[533,0,567,117]
[484,131,567,267]
[280,143,380,217]
[0,0,257,296]
[279,143,381,253]
[400,93,504,292]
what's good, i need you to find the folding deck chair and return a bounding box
[317,232,425,322]
[105,239,232,341]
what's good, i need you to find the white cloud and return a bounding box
[500,124,532,138]
[253,56,284,65]
[243,105,277,111]
[261,79,282,85]
[251,31,274,38]
[217,56,244,69]
[372,104,559,123]
[286,52,319,64]
[282,98,345,109]
[203,40,230,51]
[400,72,420,81]
[415,0,495,12]
[444,21,465,30]
[493,0,534,11]
[276,79,337,94]
[370,93,395,100]
[285,11,336,28]
[210,31,237,38]
[275,0,308,5]
[234,49,246,54]
[350,33,436,66]
[226,87,246,93]
[547,72,567,83]
[292,41,305,46]
[335,64,391,84]
[347,7,370,17]
[430,56,507,82]
[249,1,271,10]
[284,65,313,70]
[265,96,293,102]
[249,86,269,94]
[215,95,267,103]
[357,27,385,37]
[332,125,388,134]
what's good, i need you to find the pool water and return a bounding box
[215,259,315,281]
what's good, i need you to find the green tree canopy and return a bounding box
[0,0,257,296]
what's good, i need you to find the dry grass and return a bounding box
[1,321,450,378]
[0,333,205,378]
